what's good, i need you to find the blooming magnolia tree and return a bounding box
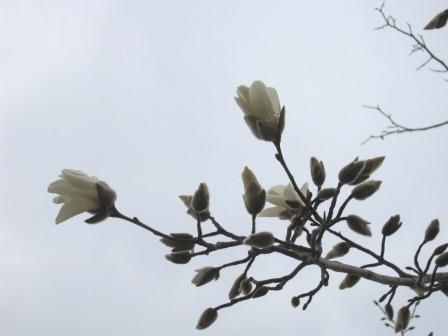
[48,80,448,332]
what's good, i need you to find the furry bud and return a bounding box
[351,180,381,200]
[385,303,394,321]
[310,157,326,187]
[191,183,210,214]
[425,219,440,242]
[436,251,448,267]
[325,242,351,259]
[291,296,300,308]
[251,286,269,298]
[165,251,191,264]
[228,274,246,300]
[382,215,402,236]
[339,274,360,289]
[240,279,253,295]
[244,231,275,249]
[242,167,266,215]
[338,160,366,185]
[192,267,220,287]
[434,243,448,255]
[346,215,371,236]
[394,306,410,333]
[316,188,337,201]
[196,308,218,330]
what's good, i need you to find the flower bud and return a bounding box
[291,296,300,308]
[228,274,246,300]
[381,215,402,236]
[363,156,385,175]
[275,106,286,143]
[325,242,351,259]
[242,167,266,215]
[435,251,448,267]
[351,180,382,200]
[425,219,440,242]
[244,231,275,249]
[434,243,448,255]
[251,286,269,298]
[316,188,337,201]
[191,183,210,214]
[196,307,218,330]
[96,181,117,208]
[192,267,219,287]
[179,195,209,222]
[240,279,253,295]
[339,274,360,289]
[160,233,195,252]
[385,303,394,321]
[310,157,326,187]
[346,215,372,236]
[165,251,191,264]
[338,160,366,185]
[394,306,410,332]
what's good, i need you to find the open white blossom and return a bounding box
[259,183,309,219]
[235,80,283,141]
[48,169,116,224]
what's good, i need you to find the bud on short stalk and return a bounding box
[385,303,394,321]
[434,243,448,255]
[242,167,266,215]
[394,306,410,332]
[310,157,326,187]
[196,308,218,330]
[346,215,371,236]
[351,180,382,200]
[244,231,275,249]
[240,279,253,295]
[325,242,351,259]
[339,274,360,289]
[191,183,210,214]
[338,160,366,185]
[291,296,300,308]
[228,274,247,300]
[165,251,192,264]
[251,286,269,298]
[436,251,448,267]
[191,267,220,287]
[316,188,337,201]
[382,215,402,236]
[425,219,440,242]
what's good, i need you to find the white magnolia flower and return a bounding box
[235,80,284,141]
[259,183,309,219]
[48,169,116,224]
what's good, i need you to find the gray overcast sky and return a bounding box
[1,1,447,335]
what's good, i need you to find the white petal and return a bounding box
[267,185,285,196]
[300,183,309,197]
[266,194,286,208]
[48,179,98,199]
[55,197,100,224]
[258,207,284,217]
[249,81,275,120]
[53,196,68,204]
[235,97,252,116]
[236,85,250,101]
[62,169,98,190]
[283,183,300,202]
[266,87,281,116]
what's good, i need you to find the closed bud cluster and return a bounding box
[196,308,218,330]
[192,183,210,214]
[394,306,410,333]
[435,251,448,267]
[291,296,300,308]
[165,251,191,264]
[382,215,402,236]
[251,286,269,298]
[228,274,247,300]
[425,219,440,242]
[338,160,366,185]
[339,274,360,289]
[351,180,382,200]
[434,243,448,255]
[325,242,351,259]
[244,231,275,249]
[348,156,385,185]
[160,233,195,252]
[385,303,394,321]
[310,157,326,187]
[242,167,266,215]
[192,267,220,287]
[346,215,372,236]
[316,188,337,201]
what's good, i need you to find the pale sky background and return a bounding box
[1,1,448,335]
